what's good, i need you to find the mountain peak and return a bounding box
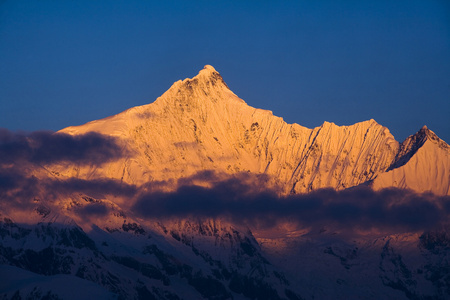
[146,64,242,115]
[387,125,449,171]
[196,65,218,79]
[417,125,432,138]
[202,64,217,73]
[194,65,228,88]
[416,125,445,145]
[158,65,231,101]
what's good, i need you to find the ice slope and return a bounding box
[58,65,401,194]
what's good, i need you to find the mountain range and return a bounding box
[57,65,449,196]
[1,65,449,299]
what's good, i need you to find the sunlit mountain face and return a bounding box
[1,66,449,299]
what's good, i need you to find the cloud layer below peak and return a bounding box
[132,172,450,232]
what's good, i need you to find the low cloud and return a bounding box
[132,173,450,232]
[0,129,126,165]
[1,129,448,234]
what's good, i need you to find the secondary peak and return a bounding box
[417,125,433,139]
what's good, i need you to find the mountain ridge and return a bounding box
[56,65,448,195]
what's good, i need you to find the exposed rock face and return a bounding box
[58,65,443,195]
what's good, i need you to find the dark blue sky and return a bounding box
[1,0,449,142]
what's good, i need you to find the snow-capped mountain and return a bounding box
[1,65,449,299]
[56,65,448,195]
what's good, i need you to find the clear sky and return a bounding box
[0,0,449,143]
